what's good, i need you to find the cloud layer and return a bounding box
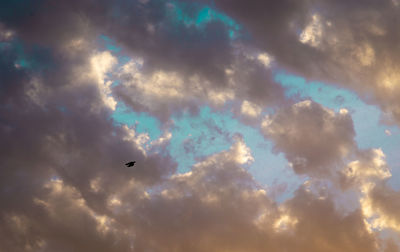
[1,0,400,251]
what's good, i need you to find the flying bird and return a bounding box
[125,161,136,167]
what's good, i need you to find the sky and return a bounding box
[1,0,400,251]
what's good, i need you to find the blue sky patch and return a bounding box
[99,35,122,53]
[166,1,241,39]
[168,106,300,201]
[112,102,162,140]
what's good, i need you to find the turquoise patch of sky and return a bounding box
[275,72,400,188]
[112,102,162,140]
[99,35,121,53]
[166,1,241,39]
[168,106,301,201]
[111,99,299,201]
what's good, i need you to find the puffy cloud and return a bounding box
[257,52,273,68]
[4,0,400,128]
[212,0,400,126]
[340,148,391,190]
[0,84,386,251]
[299,14,323,47]
[336,146,400,240]
[0,33,176,251]
[361,183,400,233]
[106,140,381,252]
[1,1,400,251]
[262,100,356,177]
[1,0,288,124]
[89,51,118,111]
[113,47,285,123]
[281,187,379,252]
[241,100,262,118]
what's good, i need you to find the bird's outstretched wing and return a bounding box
[125,161,136,167]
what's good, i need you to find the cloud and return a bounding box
[0,36,176,250]
[0,90,387,251]
[212,0,400,126]
[89,51,118,111]
[1,1,400,251]
[113,47,285,123]
[0,23,14,41]
[241,100,262,118]
[1,0,288,124]
[106,139,381,251]
[340,148,391,190]
[261,100,355,177]
[361,182,400,233]
[4,0,400,128]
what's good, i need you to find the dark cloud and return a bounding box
[212,0,400,125]
[1,0,287,124]
[262,100,355,177]
[113,46,286,123]
[0,30,176,251]
[4,0,400,126]
[103,141,381,251]
[1,0,232,83]
[1,0,399,250]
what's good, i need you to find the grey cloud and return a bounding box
[1,0,287,124]
[1,0,233,84]
[4,0,400,127]
[107,140,381,251]
[1,1,399,251]
[212,0,400,126]
[367,183,400,232]
[281,186,379,252]
[0,90,386,251]
[339,148,391,190]
[113,47,286,123]
[262,100,355,177]
[0,32,176,251]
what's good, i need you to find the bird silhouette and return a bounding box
[125,161,136,167]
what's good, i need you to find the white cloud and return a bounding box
[257,53,272,68]
[90,51,118,110]
[299,14,323,47]
[241,100,262,118]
